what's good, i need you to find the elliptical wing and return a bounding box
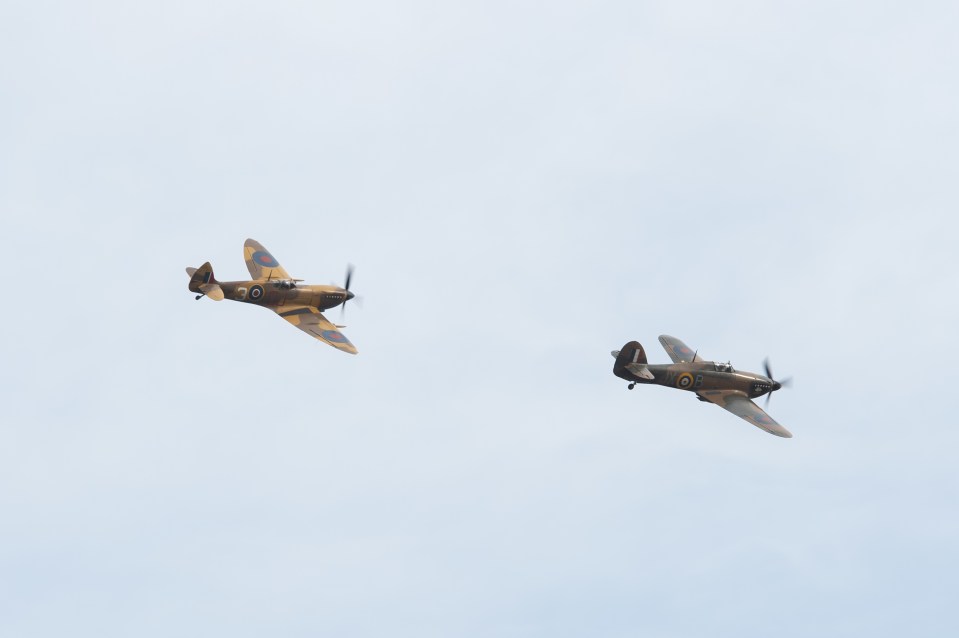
[244,238,292,281]
[274,305,357,354]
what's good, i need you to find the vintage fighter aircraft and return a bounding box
[186,239,358,354]
[612,335,792,438]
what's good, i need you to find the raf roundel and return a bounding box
[321,330,348,344]
[248,284,265,301]
[677,372,694,389]
[752,412,775,427]
[252,250,279,268]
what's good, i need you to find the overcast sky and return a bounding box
[2,1,958,636]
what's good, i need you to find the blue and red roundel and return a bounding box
[752,411,775,426]
[252,251,279,268]
[321,330,349,344]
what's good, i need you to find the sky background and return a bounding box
[2,1,958,636]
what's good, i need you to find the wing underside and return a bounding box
[275,305,357,354]
[244,238,292,281]
[696,390,792,438]
[658,335,704,364]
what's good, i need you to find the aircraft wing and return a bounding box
[696,390,792,438]
[244,238,293,281]
[274,306,358,354]
[658,335,704,364]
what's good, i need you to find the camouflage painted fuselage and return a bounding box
[616,361,777,401]
[207,280,351,313]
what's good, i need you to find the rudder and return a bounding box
[187,262,217,292]
[613,341,649,381]
[186,262,224,300]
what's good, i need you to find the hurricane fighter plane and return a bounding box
[612,335,792,438]
[186,239,358,354]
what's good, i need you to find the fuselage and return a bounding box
[614,359,779,401]
[216,280,352,311]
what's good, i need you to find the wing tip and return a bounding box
[766,425,793,438]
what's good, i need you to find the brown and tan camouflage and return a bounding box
[187,239,358,354]
[612,335,791,438]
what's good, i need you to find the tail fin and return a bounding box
[187,262,217,291]
[612,341,652,381]
[186,262,223,300]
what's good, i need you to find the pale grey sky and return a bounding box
[2,1,958,636]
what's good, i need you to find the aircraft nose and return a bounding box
[345,290,355,301]
[772,381,782,392]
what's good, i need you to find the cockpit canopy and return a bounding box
[272,280,297,290]
[713,361,735,373]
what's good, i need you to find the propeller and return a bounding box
[763,358,792,407]
[339,263,358,321]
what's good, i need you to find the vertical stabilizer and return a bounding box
[613,341,653,381]
[187,262,223,299]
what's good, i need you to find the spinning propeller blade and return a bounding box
[762,357,791,407]
[340,263,356,321]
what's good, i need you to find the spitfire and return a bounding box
[612,335,793,438]
[186,239,359,354]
